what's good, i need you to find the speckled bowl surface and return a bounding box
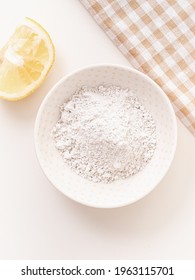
[34,64,177,208]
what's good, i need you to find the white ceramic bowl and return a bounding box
[34,64,177,208]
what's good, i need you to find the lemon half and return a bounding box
[0,17,55,101]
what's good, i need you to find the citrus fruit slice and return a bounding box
[0,17,55,101]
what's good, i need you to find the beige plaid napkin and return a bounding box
[80,0,195,136]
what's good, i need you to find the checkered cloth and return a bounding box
[80,0,195,136]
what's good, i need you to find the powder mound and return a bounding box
[52,85,157,183]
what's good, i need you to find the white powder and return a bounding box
[52,85,157,183]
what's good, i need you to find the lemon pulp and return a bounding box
[0,17,55,101]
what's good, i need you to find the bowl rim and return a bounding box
[34,63,178,208]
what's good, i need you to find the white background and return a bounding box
[0,0,195,259]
